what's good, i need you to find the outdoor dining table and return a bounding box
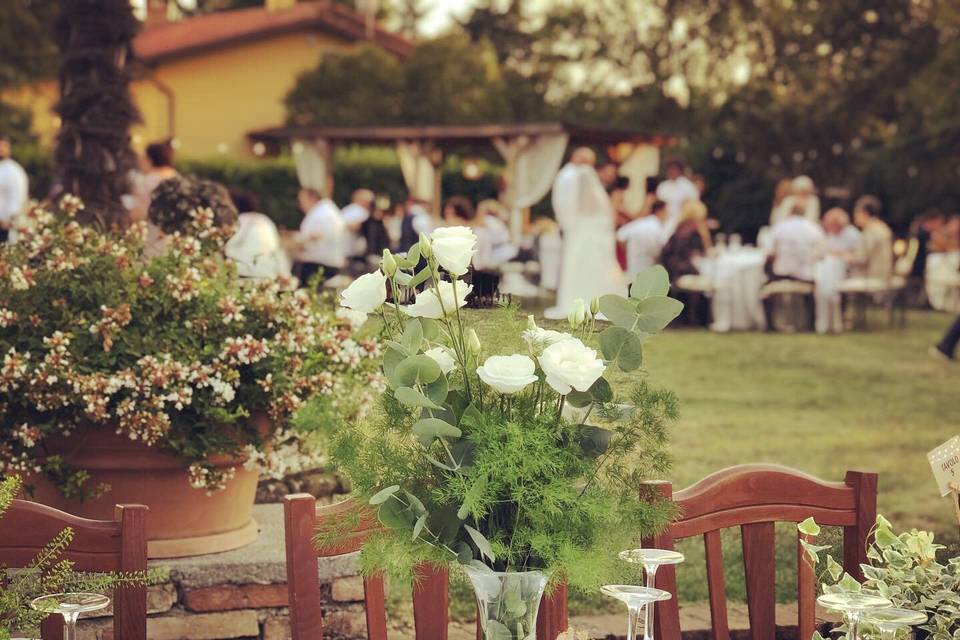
[697,247,767,332]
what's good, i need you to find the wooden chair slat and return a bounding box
[741,521,776,640]
[798,533,816,640]
[641,482,682,640]
[672,504,856,538]
[703,530,729,640]
[537,582,569,640]
[0,499,147,640]
[283,494,324,640]
[841,470,877,581]
[364,574,389,640]
[413,564,449,640]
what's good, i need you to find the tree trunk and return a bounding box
[53,0,141,229]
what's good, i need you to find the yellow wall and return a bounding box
[3,29,350,158]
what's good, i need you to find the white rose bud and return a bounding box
[590,297,600,315]
[538,337,606,395]
[340,270,388,314]
[467,329,482,355]
[381,249,398,276]
[424,347,456,374]
[477,354,539,395]
[418,232,432,258]
[430,226,478,277]
[401,280,473,319]
[568,298,587,329]
[526,315,538,332]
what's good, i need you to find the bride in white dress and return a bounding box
[544,148,628,319]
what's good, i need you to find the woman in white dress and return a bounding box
[545,149,627,319]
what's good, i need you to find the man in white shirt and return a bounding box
[0,135,29,244]
[340,188,374,268]
[768,204,824,282]
[616,199,668,278]
[296,187,345,287]
[656,159,699,235]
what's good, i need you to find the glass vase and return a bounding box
[464,566,549,640]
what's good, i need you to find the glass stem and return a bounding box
[644,565,659,640]
[847,611,861,640]
[63,612,80,640]
[627,605,640,640]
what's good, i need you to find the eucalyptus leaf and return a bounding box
[599,326,644,371]
[377,496,415,528]
[412,514,427,540]
[395,355,442,386]
[634,296,684,333]
[409,266,432,289]
[598,295,640,328]
[412,417,462,441]
[578,425,614,457]
[420,317,440,341]
[369,484,400,505]
[404,490,426,516]
[629,265,671,300]
[428,504,464,545]
[484,620,513,640]
[589,377,613,403]
[424,373,449,406]
[402,319,424,353]
[464,525,496,563]
[395,386,442,409]
[566,390,593,408]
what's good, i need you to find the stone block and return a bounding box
[263,614,293,640]
[324,605,368,638]
[184,583,289,612]
[84,610,260,640]
[330,575,365,602]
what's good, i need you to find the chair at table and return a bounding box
[641,464,878,640]
[283,494,570,640]
[0,500,148,640]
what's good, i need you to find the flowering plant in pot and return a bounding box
[313,227,682,640]
[0,196,381,556]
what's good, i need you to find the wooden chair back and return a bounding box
[284,494,570,640]
[0,500,148,640]
[641,464,877,640]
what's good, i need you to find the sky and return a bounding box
[418,0,479,36]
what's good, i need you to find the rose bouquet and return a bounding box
[315,226,683,639]
[0,196,381,497]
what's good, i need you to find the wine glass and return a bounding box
[601,585,671,640]
[619,549,685,638]
[30,593,111,640]
[862,608,927,640]
[817,592,892,640]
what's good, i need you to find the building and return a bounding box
[5,0,410,158]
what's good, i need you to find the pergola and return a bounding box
[248,122,672,240]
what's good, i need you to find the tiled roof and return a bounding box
[134,1,412,65]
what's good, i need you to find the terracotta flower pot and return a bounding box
[29,414,271,559]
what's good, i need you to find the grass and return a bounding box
[464,307,960,607]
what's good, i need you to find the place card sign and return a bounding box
[928,436,960,497]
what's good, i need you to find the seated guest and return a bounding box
[398,197,433,252]
[361,201,392,263]
[661,200,711,282]
[767,203,824,282]
[476,200,518,268]
[851,195,893,282]
[616,199,668,278]
[442,196,498,304]
[340,188,374,271]
[656,158,700,235]
[770,175,821,226]
[296,187,345,287]
[814,208,859,334]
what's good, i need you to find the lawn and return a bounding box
[466,307,960,605]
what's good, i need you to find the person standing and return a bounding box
[545,147,626,320]
[770,175,821,226]
[814,208,860,333]
[616,199,668,278]
[131,140,178,222]
[340,188,374,271]
[0,135,29,244]
[851,195,893,282]
[296,187,345,287]
[655,158,699,235]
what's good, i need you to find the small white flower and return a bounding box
[538,337,605,395]
[477,354,539,395]
[340,271,388,313]
[430,226,477,276]
[402,280,472,319]
[424,347,456,374]
[336,307,368,329]
[522,321,572,355]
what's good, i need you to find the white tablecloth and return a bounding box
[698,248,767,332]
[927,251,960,312]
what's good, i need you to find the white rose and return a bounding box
[430,226,477,276]
[538,337,606,395]
[477,354,539,395]
[424,347,456,374]
[522,326,572,355]
[402,280,473,319]
[568,298,587,328]
[336,307,368,329]
[340,271,387,313]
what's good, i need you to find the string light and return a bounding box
[831,143,844,155]
[252,142,267,157]
[712,147,724,159]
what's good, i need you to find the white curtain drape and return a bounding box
[292,138,331,196]
[618,143,660,215]
[493,133,569,241]
[396,140,436,202]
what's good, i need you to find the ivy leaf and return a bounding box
[634,296,684,333]
[798,517,821,537]
[464,525,496,563]
[395,386,441,409]
[598,295,640,328]
[369,485,400,505]
[630,265,671,300]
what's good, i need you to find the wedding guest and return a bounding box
[361,201,392,262]
[131,140,178,222]
[476,199,518,266]
[851,195,893,282]
[616,199,668,278]
[661,200,710,281]
[399,197,433,252]
[931,315,960,362]
[815,208,860,334]
[442,196,498,302]
[767,202,824,282]
[609,175,632,270]
[340,188,374,271]
[769,177,793,223]
[770,175,821,226]
[0,134,29,244]
[296,186,345,287]
[656,158,699,233]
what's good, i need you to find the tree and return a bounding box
[53,0,141,227]
[0,0,58,143]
